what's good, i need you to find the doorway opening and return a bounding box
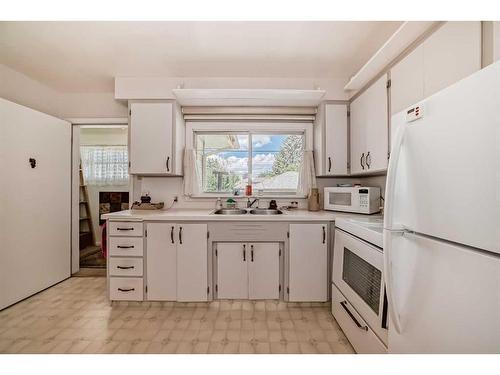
[73,124,129,276]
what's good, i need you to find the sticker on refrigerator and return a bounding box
[406,104,424,123]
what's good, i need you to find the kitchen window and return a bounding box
[194,131,305,196]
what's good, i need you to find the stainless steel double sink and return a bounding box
[212,208,283,215]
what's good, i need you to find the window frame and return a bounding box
[186,121,313,198]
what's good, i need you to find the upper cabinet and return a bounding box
[314,102,349,176]
[129,100,184,175]
[391,22,481,115]
[350,75,389,175]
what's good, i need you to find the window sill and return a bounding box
[187,194,307,199]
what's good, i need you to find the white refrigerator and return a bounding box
[383,61,500,353]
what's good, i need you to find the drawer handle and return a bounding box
[250,244,254,262]
[117,266,135,270]
[170,226,175,244]
[243,244,246,262]
[166,156,170,172]
[366,151,371,169]
[117,227,134,231]
[179,226,183,244]
[360,153,365,170]
[340,301,368,331]
[328,157,332,172]
[117,245,134,249]
[322,226,326,244]
[118,287,135,292]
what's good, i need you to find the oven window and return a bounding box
[342,247,382,314]
[330,192,351,206]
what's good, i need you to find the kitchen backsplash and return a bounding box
[133,175,387,209]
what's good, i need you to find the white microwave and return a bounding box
[324,187,380,214]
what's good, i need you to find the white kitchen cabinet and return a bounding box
[288,224,328,302]
[248,243,280,300]
[146,223,177,301]
[216,242,280,300]
[129,101,184,175]
[391,22,481,115]
[216,243,248,299]
[350,75,389,175]
[314,102,349,176]
[176,224,209,301]
[146,222,208,302]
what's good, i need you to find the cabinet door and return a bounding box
[289,224,328,302]
[146,223,176,300]
[324,104,348,175]
[129,101,173,174]
[350,75,388,174]
[176,224,208,302]
[216,243,248,299]
[422,22,481,98]
[248,243,280,300]
[390,45,425,115]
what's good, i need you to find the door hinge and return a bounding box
[207,286,210,294]
[386,79,392,89]
[287,231,289,238]
[287,287,290,294]
[207,231,210,239]
[128,161,131,168]
[215,249,218,256]
[145,285,148,293]
[279,284,281,292]
[279,249,281,257]
[129,109,131,116]
[215,284,218,292]
[145,229,147,237]
[347,110,351,117]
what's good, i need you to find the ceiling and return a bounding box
[0,21,402,93]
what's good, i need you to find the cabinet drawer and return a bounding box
[109,277,143,301]
[108,222,143,236]
[109,237,144,256]
[331,283,387,354]
[109,257,143,277]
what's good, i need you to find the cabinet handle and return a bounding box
[117,266,134,270]
[117,245,134,249]
[117,227,134,231]
[366,151,371,169]
[251,245,254,262]
[243,244,246,261]
[340,301,368,331]
[118,288,135,292]
[170,226,175,244]
[179,226,183,244]
[322,226,326,244]
[328,157,332,172]
[166,156,170,171]
[360,153,365,170]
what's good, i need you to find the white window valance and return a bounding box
[80,146,129,186]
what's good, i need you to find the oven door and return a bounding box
[333,228,387,343]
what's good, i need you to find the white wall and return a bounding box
[0,63,127,119]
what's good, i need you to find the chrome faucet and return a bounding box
[247,198,259,208]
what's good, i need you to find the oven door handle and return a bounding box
[340,301,368,331]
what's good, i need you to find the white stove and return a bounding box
[331,215,387,354]
[335,216,383,248]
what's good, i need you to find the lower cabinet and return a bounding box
[288,223,328,302]
[216,242,280,300]
[146,222,208,302]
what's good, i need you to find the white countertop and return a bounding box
[102,208,374,222]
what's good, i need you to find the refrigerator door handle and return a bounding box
[383,124,407,335]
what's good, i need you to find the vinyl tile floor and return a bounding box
[0,277,354,354]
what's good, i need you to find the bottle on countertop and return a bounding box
[308,188,320,211]
[215,197,223,210]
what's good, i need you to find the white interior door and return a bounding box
[0,98,71,310]
[388,231,500,353]
[129,102,172,174]
[288,224,328,302]
[216,243,248,299]
[146,223,176,300]
[248,243,280,300]
[176,224,208,302]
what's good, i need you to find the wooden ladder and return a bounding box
[79,162,95,250]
